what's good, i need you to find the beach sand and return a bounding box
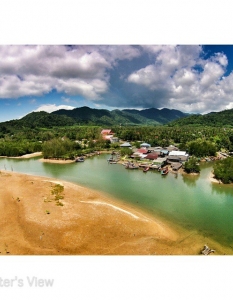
[10,152,43,159]
[39,158,75,164]
[0,170,232,255]
[209,170,222,184]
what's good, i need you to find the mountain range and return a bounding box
[0,106,189,128]
[51,106,188,126]
[2,106,233,129]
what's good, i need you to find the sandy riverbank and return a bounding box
[0,170,232,255]
[39,158,75,164]
[10,152,43,159]
[209,170,222,184]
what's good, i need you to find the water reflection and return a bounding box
[182,173,199,187]
[41,161,72,177]
[211,181,233,197]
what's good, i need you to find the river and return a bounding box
[1,154,233,249]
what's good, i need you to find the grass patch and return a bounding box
[51,184,64,206]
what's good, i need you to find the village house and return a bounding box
[166,150,189,164]
[101,129,114,135]
[160,149,169,157]
[131,148,148,159]
[140,142,151,148]
[110,137,119,143]
[120,142,132,147]
[144,153,159,160]
[171,162,183,171]
[101,129,116,141]
[146,147,169,157]
[166,145,179,152]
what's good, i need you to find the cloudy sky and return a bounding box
[0,44,233,122]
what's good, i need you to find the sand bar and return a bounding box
[39,158,75,164]
[9,152,43,159]
[0,170,232,255]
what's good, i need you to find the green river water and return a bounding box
[1,154,233,249]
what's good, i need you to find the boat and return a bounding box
[127,165,139,169]
[75,157,85,162]
[125,162,139,169]
[143,166,150,172]
[107,156,118,163]
[107,157,118,163]
[161,167,169,175]
[150,164,160,170]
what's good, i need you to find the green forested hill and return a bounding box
[1,111,76,129]
[169,109,233,127]
[0,106,188,130]
[52,106,188,126]
[4,107,233,130]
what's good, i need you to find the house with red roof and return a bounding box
[101,129,115,140]
[101,129,114,135]
[131,148,149,159]
[144,153,159,160]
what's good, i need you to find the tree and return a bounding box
[184,157,200,174]
[120,147,133,157]
[213,157,233,183]
[187,139,217,157]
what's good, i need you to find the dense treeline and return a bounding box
[41,137,111,159]
[0,125,104,157]
[169,108,233,127]
[112,125,232,154]
[187,139,217,157]
[0,122,233,158]
[0,141,42,156]
[213,157,233,184]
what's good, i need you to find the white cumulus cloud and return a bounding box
[34,104,75,113]
[1,45,233,114]
[0,45,136,100]
[127,45,233,113]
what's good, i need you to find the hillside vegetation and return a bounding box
[52,106,188,126]
[1,107,233,162]
[169,109,233,127]
[0,107,188,130]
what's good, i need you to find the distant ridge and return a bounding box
[51,106,189,126]
[0,106,189,129]
[169,108,233,127]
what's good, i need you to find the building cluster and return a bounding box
[101,129,189,171]
[131,143,189,170]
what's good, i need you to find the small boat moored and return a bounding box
[143,166,150,172]
[75,157,85,162]
[125,162,139,169]
[161,166,169,175]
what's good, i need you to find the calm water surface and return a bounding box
[1,154,233,247]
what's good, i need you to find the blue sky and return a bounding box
[0,45,233,122]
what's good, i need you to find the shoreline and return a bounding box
[0,170,232,255]
[8,152,43,159]
[39,158,75,164]
[0,170,176,254]
[209,170,222,184]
